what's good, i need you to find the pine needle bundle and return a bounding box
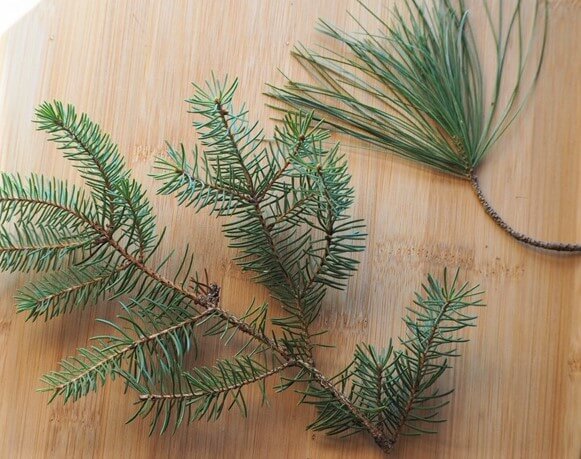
[268,0,580,252]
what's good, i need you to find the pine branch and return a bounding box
[268,0,580,253]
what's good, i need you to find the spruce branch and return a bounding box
[0,225,93,272]
[41,305,219,403]
[16,263,130,321]
[301,270,483,453]
[35,101,127,232]
[0,173,97,228]
[134,357,296,432]
[154,75,365,364]
[1,75,482,455]
[268,0,580,253]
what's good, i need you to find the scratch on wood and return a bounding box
[372,240,525,279]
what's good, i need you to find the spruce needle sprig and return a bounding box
[0,75,483,454]
[268,0,580,253]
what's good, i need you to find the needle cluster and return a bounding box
[269,0,580,252]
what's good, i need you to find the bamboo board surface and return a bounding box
[0,1,579,458]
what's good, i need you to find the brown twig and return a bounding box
[469,171,581,252]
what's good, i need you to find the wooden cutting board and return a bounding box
[0,1,579,457]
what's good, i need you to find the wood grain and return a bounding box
[0,1,579,457]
